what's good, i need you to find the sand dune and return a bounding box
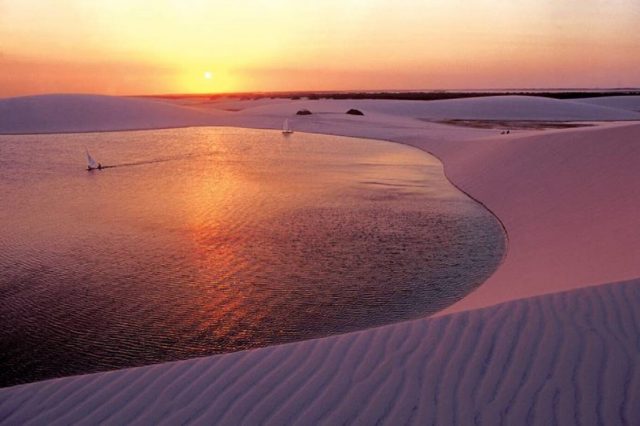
[572,95,640,112]
[408,122,640,314]
[228,95,640,121]
[2,94,639,136]
[1,279,638,424]
[1,94,640,423]
[0,94,225,134]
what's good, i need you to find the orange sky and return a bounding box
[1,0,639,96]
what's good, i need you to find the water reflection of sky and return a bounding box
[0,127,505,387]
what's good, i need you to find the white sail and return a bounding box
[86,150,98,169]
[282,119,293,134]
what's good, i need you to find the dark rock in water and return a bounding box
[346,108,364,116]
[296,109,312,115]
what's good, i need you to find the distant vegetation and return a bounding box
[150,90,640,102]
[346,109,364,115]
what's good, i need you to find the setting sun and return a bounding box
[1,0,640,422]
[1,0,639,96]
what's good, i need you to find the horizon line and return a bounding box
[3,87,640,100]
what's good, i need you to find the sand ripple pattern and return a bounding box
[1,279,638,425]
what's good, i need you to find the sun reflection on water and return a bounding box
[0,127,505,386]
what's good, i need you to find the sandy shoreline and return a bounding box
[1,94,639,423]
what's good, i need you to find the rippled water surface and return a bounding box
[0,127,505,387]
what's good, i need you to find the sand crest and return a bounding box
[1,94,639,424]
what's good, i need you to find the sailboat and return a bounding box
[85,149,101,171]
[282,119,293,135]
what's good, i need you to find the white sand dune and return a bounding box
[3,94,639,136]
[226,95,640,121]
[572,95,640,112]
[409,122,640,314]
[1,94,640,423]
[1,279,638,424]
[0,94,226,134]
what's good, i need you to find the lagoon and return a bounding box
[0,127,505,386]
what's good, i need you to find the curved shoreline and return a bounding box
[2,118,639,311]
[1,96,640,423]
[0,128,504,388]
[417,146,511,314]
[2,119,638,312]
[1,124,511,319]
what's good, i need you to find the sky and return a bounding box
[1,0,639,96]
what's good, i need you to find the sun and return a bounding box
[180,69,236,93]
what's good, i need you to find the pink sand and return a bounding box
[0,94,639,424]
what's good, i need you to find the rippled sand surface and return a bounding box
[0,127,504,386]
